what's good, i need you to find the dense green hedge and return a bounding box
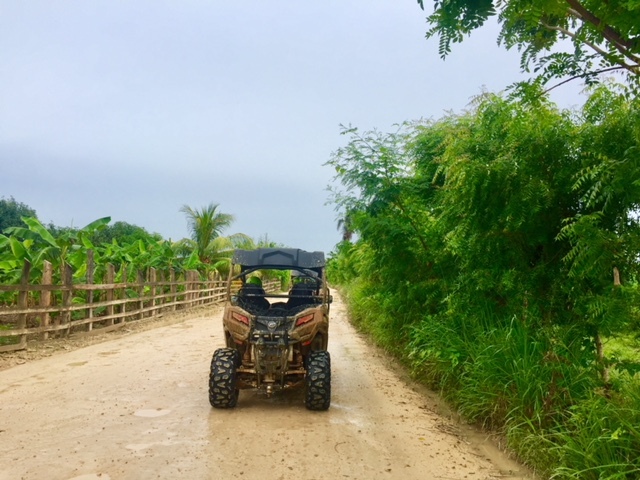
[327,84,640,479]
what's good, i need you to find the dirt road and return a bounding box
[0,291,531,480]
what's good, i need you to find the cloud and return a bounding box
[0,1,586,254]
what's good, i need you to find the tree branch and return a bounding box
[543,66,628,94]
[565,0,639,63]
[540,20,640,74]
[541,21,610,59]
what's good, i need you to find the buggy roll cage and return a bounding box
[225,248,331,303]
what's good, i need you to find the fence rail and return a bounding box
[0,260,279,352]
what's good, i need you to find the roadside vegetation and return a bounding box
[326,83,640,478]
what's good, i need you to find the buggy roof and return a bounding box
[232,248,325,270]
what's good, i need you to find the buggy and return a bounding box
[208,248,332,410]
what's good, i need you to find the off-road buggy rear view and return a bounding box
[208,248,332,410]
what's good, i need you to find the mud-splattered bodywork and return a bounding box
[220,248,331,395]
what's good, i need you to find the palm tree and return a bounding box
[337,211,355,242]
[177,203,252,274]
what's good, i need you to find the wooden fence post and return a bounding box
[119,263,127,325]
[137,270,145,319]
[40,260,52,340]
[170,269,177,311]
[194,271,201,306]
[105,263,115,326]
[185,271,191,308]
[157,270,164,313]
[149,267,156,317]
[16,260,31,350]
[61,263,73,336]
[86,250,95,332]
[188,270,198,308]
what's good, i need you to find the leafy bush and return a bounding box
[327,83,640,476]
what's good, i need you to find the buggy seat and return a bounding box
[287,283,316,310]
[238,284,270,313]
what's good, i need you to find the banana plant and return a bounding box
[0,220,57,283]
[96,237,180,281]
[0,216,110,284]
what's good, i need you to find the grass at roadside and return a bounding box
[337,281,640,479]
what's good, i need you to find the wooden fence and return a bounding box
[0,260,280,353]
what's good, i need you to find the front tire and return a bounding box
[305,350,331,411]
[209,348,240,408]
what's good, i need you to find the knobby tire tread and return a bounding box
[305,350,331,411]
[209,348,240,409]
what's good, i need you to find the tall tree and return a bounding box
[417,0,640,89]
[0,196,37,233]
[178,203,250,269]
[336,212,355,242]
[180,203,234,263]
[90,221,162,245]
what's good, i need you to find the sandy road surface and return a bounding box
[0,291,531,480]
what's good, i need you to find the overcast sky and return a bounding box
[0,1,585,254]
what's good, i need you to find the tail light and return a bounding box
[295,314,314,327]
[232,312,249,325]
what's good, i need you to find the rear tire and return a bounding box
[209,348,240,408]
[305,350,331,411]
